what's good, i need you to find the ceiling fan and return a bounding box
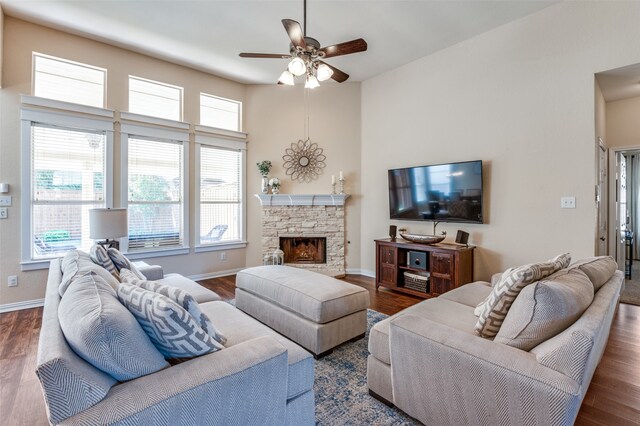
[239,0,368,87]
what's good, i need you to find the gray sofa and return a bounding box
[37,256,315,425]
[367,257,623,426]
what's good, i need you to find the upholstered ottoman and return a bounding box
[236,266,370,357]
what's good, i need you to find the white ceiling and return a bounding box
[597,63,640,102]
[1,0,558,85]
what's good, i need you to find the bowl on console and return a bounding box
[399,233,446,245]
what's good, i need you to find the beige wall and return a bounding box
[244,84,361,271]
[0,18,249,306]
[360,1,640,279]
[606,96,640,149]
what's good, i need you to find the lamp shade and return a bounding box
[89,208,127,239]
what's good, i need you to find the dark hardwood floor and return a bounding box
[0,274,638,425]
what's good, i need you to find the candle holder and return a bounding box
[339,177,345,195]
[331,182,337,195]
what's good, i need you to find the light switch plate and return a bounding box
[0,196,11,206]
[561,196,576,209]
[0,208,7,219]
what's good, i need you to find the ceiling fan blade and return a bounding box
[318,61,349,83]
[319,38,367,58]
[282,19,306,49]
[239,53,291,59]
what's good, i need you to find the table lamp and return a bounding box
[89,208,127,249]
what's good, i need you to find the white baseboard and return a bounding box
[187,268,244,281]
[0,298,45,313]
[346,268,375,278]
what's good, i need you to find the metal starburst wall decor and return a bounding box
[282,138,326,183]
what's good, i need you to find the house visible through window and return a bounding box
[198,145,243,245]
[30,124,106,259]
[33,53,106,108]
[127,136,184,250]
[200,93,241,131]
[129,76,183,121]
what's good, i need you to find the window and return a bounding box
[33,53,106,108]
[129,76,183,121]
[200,93,241,131]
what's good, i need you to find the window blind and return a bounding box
[199,145,241,245]
[127,136,184,250]
[129,76,182,121]
[200,93,241,131]
[31,124,106,259]
[33,54,105,108]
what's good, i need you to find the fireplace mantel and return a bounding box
[255,194,350,207]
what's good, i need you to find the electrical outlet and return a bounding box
[220,252,227,261]
[8,276,18,287]
[0,196,11,206]
[0,208,7,219]
[560,196,576,209]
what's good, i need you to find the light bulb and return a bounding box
[316,63,334,81]
[278,70,295,86]
[305,74,320,89]
[288,57,307,76]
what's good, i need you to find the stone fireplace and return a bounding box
[256,194,349,277]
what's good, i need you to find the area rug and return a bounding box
[314,309,418,425]
[621,263,640,305]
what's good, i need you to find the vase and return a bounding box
[261,176,269,194]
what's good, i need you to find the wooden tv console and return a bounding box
[375,238,475,299]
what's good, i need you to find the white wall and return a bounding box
[361,1,640,280]
[606,96,640,149]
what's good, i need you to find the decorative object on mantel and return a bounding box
[399,232,447,245]
[338,171,345,194]
[331,175,337,194]
[283,139,326,182]
[269,178,281,194]
[257,160,272,194]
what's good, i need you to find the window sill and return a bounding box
[125,247,190,260]
[20,259,53,271]
[194,241,248,253]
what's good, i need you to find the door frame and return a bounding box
[596,138,608,256]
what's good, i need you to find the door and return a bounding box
[617,153,628,268]
[596,140,608,255]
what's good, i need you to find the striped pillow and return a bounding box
[90,245,119,280]
[107,247,146,280]
[474,253,571,338]
[120,269,227,345]
[117,282,224,359]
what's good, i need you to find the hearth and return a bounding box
[280,237,327,264]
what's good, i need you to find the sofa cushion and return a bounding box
[494,268,594,350]
[120,268,227,345]
[59,249,120,297]
[89,244,119,279]
[157,273,221,304]
[369,298,478,365]
[199,300,314,400]
[107,247,146,279]
[568,256,617,291]
[236,266,370,324]
[117,282,224,359]
[474,253,571,338]
[59,272,168,381]
[439,282,492,307]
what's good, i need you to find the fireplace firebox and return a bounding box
[279,237,327,264]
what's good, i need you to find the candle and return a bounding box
[331,175,335,184]
[339,171,344,180]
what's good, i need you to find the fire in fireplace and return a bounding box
[279,237,327,264]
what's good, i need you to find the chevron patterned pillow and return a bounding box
[107,248,146,280]
[117,282,224,359]
[474,253,571,338]
[90,244,119,280]
[120,268,227,345]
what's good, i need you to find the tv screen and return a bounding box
[388,160,483,223]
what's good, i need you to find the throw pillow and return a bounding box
[494,268,594,350]
[59,250,119,297]
[59,271,169,381]
[120,268,227,345]
[568,256,617,291]
[474,253,571,338]
[117,282,224,359]
[90,244,119,280]
[107,247,146,280]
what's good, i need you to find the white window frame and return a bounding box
[199,92,242,132]
[32,52,107,108]
[120,113,190,259]
[128,75,183,122]
[194,129,247,253]
[20,95,115,270]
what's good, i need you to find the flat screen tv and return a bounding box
[388,160,483,223]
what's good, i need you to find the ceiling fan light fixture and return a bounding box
[305,74,320,89]
[278,70,295,85]
[316,63,333,81]
[288,57,307,76]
